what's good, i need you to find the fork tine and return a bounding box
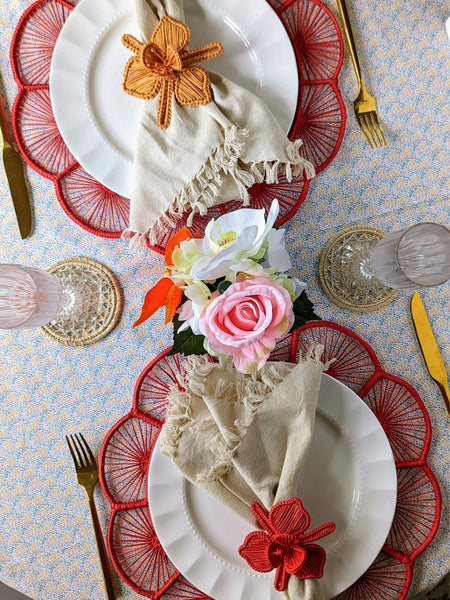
[363,113,378,148]
[367,112,382,146]
[79,432,95,465]
[372,111,386,145]
[65,434,79,468]
[73,432,90,466]
[357,113,374,148]
[69,433,85,466]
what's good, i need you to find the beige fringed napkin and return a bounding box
[159,349,330,600]
[122,0,315,246]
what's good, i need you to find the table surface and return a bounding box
[0,1,449,599]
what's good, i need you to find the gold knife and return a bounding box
[0,96,33,239]
[411,292,450,416]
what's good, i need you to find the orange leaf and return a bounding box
[165,227,193,266]
[133,278,174,327]
[165,285,183,324]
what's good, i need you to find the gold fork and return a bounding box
[66,433,116,600]
[336,0,386,147]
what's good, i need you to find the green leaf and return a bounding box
[168,315,207,357]
[290,291,321,331]
[217,280,233,294]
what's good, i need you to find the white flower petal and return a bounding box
[191,226,258,279]
[265,229,292,271]
[178,300,193,321]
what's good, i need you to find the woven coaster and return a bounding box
[318,226,399,312]
[41,257,123,346]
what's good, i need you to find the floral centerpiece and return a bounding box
[134,200,319,374]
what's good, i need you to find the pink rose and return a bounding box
[198,277,294,374]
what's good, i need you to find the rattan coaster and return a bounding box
[41,256,123,346]
[318,226,399,312]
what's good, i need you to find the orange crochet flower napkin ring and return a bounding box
[122,15,223,129]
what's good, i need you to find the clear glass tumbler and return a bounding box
[369,223,450,290]
[0,264,63,329]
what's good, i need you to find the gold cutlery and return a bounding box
[336,0,386,147]
[0,96,33,238]
[411,292,450,416]
[66,433,116,600]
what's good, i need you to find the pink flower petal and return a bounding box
[198,277,294,373]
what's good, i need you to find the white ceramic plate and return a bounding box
[148,374,397,600]
[50,0,298,198]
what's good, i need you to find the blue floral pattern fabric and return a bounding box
[0,0,448,599]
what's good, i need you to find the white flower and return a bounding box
[189,200,281,280]
[170,238,203,279]
[177,281,211,333]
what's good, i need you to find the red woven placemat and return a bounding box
[98,321,441,600]
[10,0,346,251]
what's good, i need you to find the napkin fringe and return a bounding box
[123,128,315,246]
[159,347,327,483]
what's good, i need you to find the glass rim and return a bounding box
[0,264,40,329]
[395,222,450,287]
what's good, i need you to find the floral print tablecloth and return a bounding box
[0,1,449,599]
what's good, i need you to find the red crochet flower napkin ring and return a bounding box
[238,498,336,592]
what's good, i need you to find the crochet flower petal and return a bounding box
[269,497,310,536]
[142,42,166,70]
[121,33,143,54]
[284,544,308,574]
[238,531,273,573]
[151,15,189,53]
[175,66,211,106]
[290,544,327,580]
[300,521,336,545]
[166,45,183,71]
[182,42,224,67]
[157,78,175,129]
[274,564,290,592]
[123,56,161,99]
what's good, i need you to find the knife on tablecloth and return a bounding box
[0,95,32,239]
[411,292,450,416]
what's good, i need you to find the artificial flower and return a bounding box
[134,200,319,370]
[133,277,182,326]
[263,228,292,271]
[189,200,280,280]
[198,277,294,374]
[169,237,204,280]
[122,16,223,129]
[239,498,335,592]
[133,227,193,327]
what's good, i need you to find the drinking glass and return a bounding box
[353,223,450,291]
[0,264,80,329]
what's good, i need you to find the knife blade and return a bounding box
[0,96,32,239]
[411,291,450,416]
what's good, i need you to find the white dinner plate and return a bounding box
[50,0,298,198]
[148,374,397,600]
